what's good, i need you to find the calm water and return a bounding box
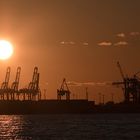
[0,114,140,140]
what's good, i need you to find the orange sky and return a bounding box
[0,0,140,104]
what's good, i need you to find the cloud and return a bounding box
[130,32,140,36]
[116,32,140,38]
[60,41,90,47]
[83,42,89,46]
[97,31,139,48]
[98,41,112,47]
[116,33,125,38]
[67,81,112,87]
[69,41,75,45]
[60,41,76,45]
[114,41,128,46]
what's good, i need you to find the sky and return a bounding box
[0,0,140,104]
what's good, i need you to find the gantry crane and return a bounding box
[10,67,21,100]
[27,67,40,100]
[112,62,140,103]
[19,67,41,101]
[57,78,71,100]
[0,67,11,100]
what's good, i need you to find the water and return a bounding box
[0,114,140,140]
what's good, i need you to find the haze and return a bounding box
[0,0,140,104]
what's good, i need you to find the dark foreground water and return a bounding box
[0,114,140,140]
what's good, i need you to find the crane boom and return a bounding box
[11,67,21,90]
[10,67,21,100]
[5,67,11,86]
[117,61,125,80]
[1,67,11,89]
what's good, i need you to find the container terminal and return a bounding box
[0,62,140,114]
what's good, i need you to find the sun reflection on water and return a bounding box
[0,115,24,139]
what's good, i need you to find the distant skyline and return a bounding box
[0,0,140,103]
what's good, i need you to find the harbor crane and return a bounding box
[112,61,140,103]
[10,67,21,100]
[19,67,41,101]
[0,67,11,100]
[57,78,71,100]
[27,67,40,100]
[0,67,41,101]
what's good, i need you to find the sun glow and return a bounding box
[0,40,13,60]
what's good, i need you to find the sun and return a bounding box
[0,40,13,60]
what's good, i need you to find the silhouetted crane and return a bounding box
[112,61,140,103]
[57,78,71,100]
[19,67,41,101]
[10,67,21,100]
[0,67,11,100]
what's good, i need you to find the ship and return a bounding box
[0,100,95,114]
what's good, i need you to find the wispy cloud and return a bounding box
[98,41,112,47]
[67,81,112,87]
[60,41,76,45]
[97,31,139,48]
[60,41,89,47]
[83,42,89,46]
[130,32,140,36]
[69,41,75,45]
[114,41,128,46]
[116,33,125,38]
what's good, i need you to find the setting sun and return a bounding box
[0,40,13,60]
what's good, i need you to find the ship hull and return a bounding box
[0,100,94,114]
